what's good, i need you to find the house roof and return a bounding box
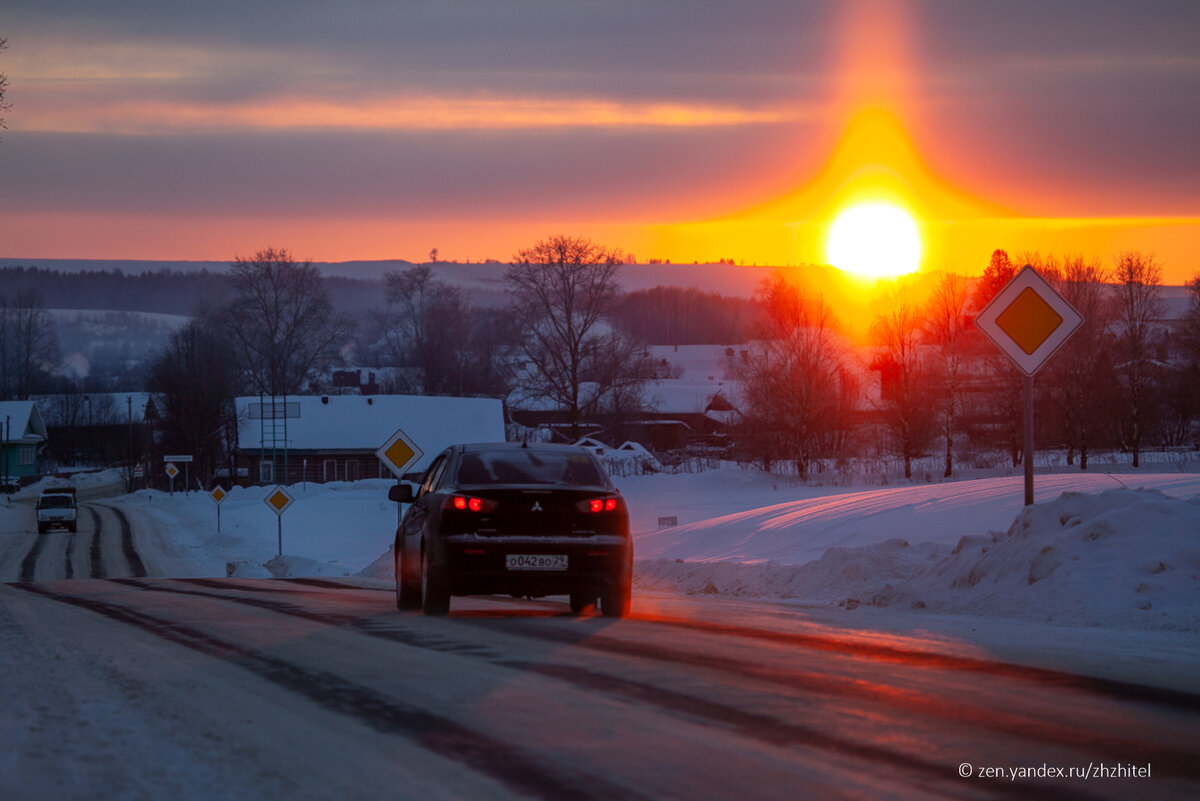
[506,344,742,416]
[0,401,48,444]
[235,394,505,472]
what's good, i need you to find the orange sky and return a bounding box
[3,1,1199,282]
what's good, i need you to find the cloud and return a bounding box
[19,90,804,135]
[5,0,1200,263]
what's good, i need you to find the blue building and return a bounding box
[0,401,48,486]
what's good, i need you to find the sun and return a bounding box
[826,201,922,278]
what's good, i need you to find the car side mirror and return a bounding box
[388,484,415,504]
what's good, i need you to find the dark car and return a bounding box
[389,442,632,617]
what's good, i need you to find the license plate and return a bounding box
[506,554,568,571]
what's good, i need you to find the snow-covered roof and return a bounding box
[508,345,741,415]
[235,394,505,471]
[0,401,48,444]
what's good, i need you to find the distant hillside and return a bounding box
[0,265,232,316]
[0,258,779,317]
[0,257,416,280]
[0,265,402,317]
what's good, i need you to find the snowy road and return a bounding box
[2,577,1198,800]
[0,502,147,583]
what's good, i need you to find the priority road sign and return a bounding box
[974,265,1083,376]
[264,485,294,556]
[165,462,179,479]
[376,427,424,478]
[264,485,295,515]
[975,264,1086,507]
[210,485,227,532]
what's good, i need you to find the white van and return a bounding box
[36,487,78,533]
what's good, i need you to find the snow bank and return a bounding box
[35,466,1193,632]
[111,479,399,578]
[871,489,1200,630]
[635,489,1200,631]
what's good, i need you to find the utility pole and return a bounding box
[127,396,134,493]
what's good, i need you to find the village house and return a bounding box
[234,394,506,486]
[0,401,49,488]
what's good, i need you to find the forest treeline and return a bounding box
[0,265,759,345]
[0,266,386,318]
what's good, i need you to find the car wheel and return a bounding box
[569,590,595,615]
[420,545,450,616]
[599,575,631,618]
[396,546,420,610]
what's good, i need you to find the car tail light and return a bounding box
[444,495,498,513]
[577,497,620,513]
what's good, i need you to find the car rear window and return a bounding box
[455,450,606,487]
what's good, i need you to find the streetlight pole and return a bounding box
[127,396,134,493]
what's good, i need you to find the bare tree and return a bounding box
[729,272,848,478]
[1181,274,1200,362]
[871,291,934,479]
[1040,257,1115,469]
[1171,275,1200,448]
[1112,251,1164,467]
[377,265,470,395]
[969,250,1026,466]
[0,37,10,136]
[223,248,349,396]
[504,235,649,440]
[922,273,971,476]
[0,289,60,399]
[147,317,240,486]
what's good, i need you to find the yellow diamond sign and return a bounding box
[994,288,1064,355]
[165,462,179,479]
[975,265,1083,376]
[264,485,294,515]
[210,486,227,504]
[376,428,424,478]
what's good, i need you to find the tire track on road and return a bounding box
[177,578,1200,785]
[86,506,106,579]
[112,577,1111,800]
[64,526,76,579]
[101,504,147,577]
[13,582,657,801]
[18,532,46,583]
[79,504,147,579]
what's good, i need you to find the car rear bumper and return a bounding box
[442,534,631,597]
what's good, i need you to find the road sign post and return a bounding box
[975,265,1084,505]
[164,455,193,494]
[264,485,295,556]
[165,462,179,495]
[210,485,227,532]
[376,427,424,527]
[376,428,424,478]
